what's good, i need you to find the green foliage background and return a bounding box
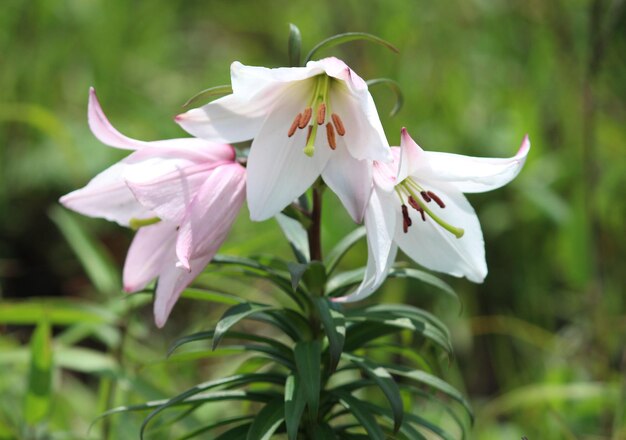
[0,0,624,438]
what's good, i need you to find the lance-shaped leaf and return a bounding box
[304,32,399,63]
[24,322,53,425]
[334,391,384,440]
[387,267,459,305]
[344,354,403,433]
[212,303,279,350]
[288,23,302,67]
[366,78,403,117]
[246,397,284,440]
[294,340,321,420]
[178,415,254,440]
[324,226,366,275]
[276,213,310,263]
[314,297,345,372]
[182,85,233,109]
[284,374,306,440]
[214,423,251,440]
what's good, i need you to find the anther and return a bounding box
[288,113,301,137]
[331,113,345,136]
[408,196,427,221]
[317,103,326,125]
[299,107,312,128]
[401,204,412,233]
[427,191,445,208]
[420,191,431,203]
[326,123,336,150]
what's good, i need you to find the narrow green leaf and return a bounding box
[304,32,398,63]
[314,297,345,372]
[287,262,309,291]
[335,392,384,440]
[284,375,306,440]
[214,423,251,440]
[294,340,321,419]
[324,227,366,275]
[346,354,403,433]
[182,85,232,108]
[49,206,120,295]
[177,415,254,440]
[325,268,365,296]
[246,397,284,440]
[366,78,403,117]
[387,267,459,305]
[180,288,244,305]
[288,23,302,67]
[0,300,115,325]
[312,423,338,440]
[343,322,402,351]
[276,213,310,263]
[213,303,278,350]
[388,367,473,422]
[302,261,327,295]
[24,322,53,425]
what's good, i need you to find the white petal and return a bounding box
[372,147,401,193]
[88,87,151,150]
[395,184,487,283]
[175,164,246,270]
[122,221,178,292]
[231,60,323,95]
[246,83,331,221]
[321,139,373,223]
[330,81,391,163]
[59,160,153,227]
[421,135,531,193]
[398,128,430,182]
[335,188,398,302]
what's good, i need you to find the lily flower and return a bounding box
[60,88,246,326]
[175,57,392,223]
[337,128,530,302]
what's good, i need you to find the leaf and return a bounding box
[387,267,459,306]
[294,340,321,420]
[24,322,53,425]
[214,423,252,440]
[325,268,365,296]
[0,300,115,325]
[180,288,244,305]
[343,322,403,352]
[313,297,345,372]
[304,32,399,63]
[213,303,278,350]
[284,375,306,440]
[345,354,403,433]
[324,227,366,275]
[302,261,327,295]
[287,262,309,291]
[388,367,474,423]
[366,78,404,117]
[139,375,284,438]
[288,23,302,67]
[49,206,120,295]
[177,415,254,440]
[182,84,232,108]
[246,397,284,440]
[335,392,384,440]
[275,213,310,263]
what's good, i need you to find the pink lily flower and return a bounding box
[60,88,246,326]
[175,57,392,223]
[338,128,530,302]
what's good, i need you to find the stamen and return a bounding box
[306,126,313,144]
[317,103,326,125]
[326,122,336,150]
[401,204,412,233]
[288,113,302,137]
[408,196,426,221]
[331,113,345,136]
[299,107,312,128]
[427,191,445,208]
[420,191,431,203]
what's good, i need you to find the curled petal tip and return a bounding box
[518,134,531,157]
[175,260,191,273]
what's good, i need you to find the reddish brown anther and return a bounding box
[427,191,445,208]
[299,107,312,128]
[401,204,412,233]
[288,113,301,137]
[326,123,336,150]
[331,113,345,136]
[420,191,431,203]
[408,196,427,221]
[317,103,326,125]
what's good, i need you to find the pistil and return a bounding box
[129,217,161,230]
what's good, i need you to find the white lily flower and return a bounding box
[337,128,530,302]
[175,57,392,223]
[60,88,246,327]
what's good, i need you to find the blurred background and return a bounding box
[1,0,625,438]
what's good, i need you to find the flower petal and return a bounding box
[122,221,178,292]
[330,80,391,163]
[395,184,487,283]
[246,83,331,221]
[321,138,373,223]
[59,160,153,226]
[421,135,531,193]
[334,188,397,303]
[398,128,430,182]
[176,163,246,270]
